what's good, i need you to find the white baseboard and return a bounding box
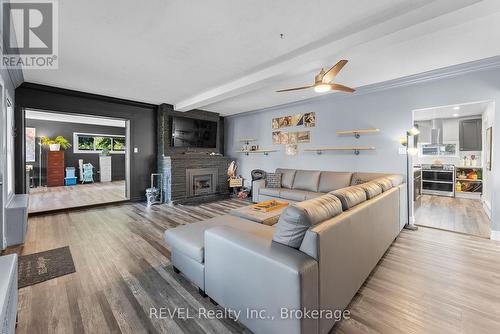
[491,231,500,241]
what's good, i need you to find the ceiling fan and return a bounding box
[276,60,355,94]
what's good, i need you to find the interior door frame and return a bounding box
[410,99,495,228]
[20,108,131,201]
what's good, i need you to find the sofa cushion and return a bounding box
[278,189,325,201]
[273,193,343,248]
[372,177,393,192]
[265,173,281,188]
[318,171,353,192]
[292,170,321,192]
[350,172,390,186]
[164,215,275,263]
[357,181,382,199]
[386,174,404,187]
[259,187,282,197]
[330,185,367,210]
[276,168,296,189]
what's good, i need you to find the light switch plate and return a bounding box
[398,147,407,155]
[134,147,138,153]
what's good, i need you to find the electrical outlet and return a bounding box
[134,147,139,153]
[398,147,407,155]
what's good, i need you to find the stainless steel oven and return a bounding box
[421,164,455,197]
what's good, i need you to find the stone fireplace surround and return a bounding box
[159,154,231,203]
[157,104,230,204]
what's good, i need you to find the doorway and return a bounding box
[411,101,493,238]
[24,109,130,213]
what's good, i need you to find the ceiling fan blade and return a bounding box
[322,60,348,83]
[330,83,355,93]
[276,85,313,92]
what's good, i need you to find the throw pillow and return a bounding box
[273,193,343,248]
[266,173,282,188]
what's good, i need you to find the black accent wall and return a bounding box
[25,118,126,185]
[15,83,157,201]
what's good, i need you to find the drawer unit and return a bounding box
[47,151,65,187]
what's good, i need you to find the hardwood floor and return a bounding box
[28,180,127,213]
[5,199,500,333]
[415,195,491,238]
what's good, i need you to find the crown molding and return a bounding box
[227,55,500,119]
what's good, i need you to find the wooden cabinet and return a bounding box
[47,151,64,187]
[459,119,482,151]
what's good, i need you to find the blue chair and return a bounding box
[82,163,94,183]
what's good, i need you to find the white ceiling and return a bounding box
[25,109,126,127]
[21,0,500,115]
[413,101,491,121]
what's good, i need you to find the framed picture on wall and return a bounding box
[26,127,36,162]
[486,126,492,171]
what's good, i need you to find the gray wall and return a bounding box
[225,59,500,232]
[15,83,157,201]
[25,119,126,185]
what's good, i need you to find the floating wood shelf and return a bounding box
[336,128,380,139]
[238,138,257,145]
[304,146,375,155]
[237,149,278,156]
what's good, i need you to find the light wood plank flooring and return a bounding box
[5,199,500,333]
[28,180,126,213]
[415,195,491,238]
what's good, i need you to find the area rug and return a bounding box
[18,246,76,288]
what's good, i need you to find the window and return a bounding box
[73,133,126,154]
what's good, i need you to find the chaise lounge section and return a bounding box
[164,169,405,334]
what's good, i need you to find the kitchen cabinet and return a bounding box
[415,120,431,144]
[459,119,482,151]
[442,119,459,143]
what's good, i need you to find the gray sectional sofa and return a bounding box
[253,168,401,203]
[164,168,406,334]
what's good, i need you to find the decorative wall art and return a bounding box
[285,144,298,156]
[303,112,316,127]
[271,112,315,155]
[297,131,310,143]
[272,130,310,144]
[26,127,36,162]
[272,112,315,129]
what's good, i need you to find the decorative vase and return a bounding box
[49,143,61,151]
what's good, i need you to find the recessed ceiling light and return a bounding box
[453,106,460,110]
[453,113,459,117]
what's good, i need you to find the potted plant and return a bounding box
[100,148,110,156]
[40,136,72,151]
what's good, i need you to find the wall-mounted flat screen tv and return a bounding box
[170,116,218,148]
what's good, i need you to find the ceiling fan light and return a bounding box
[314,84,331,93]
